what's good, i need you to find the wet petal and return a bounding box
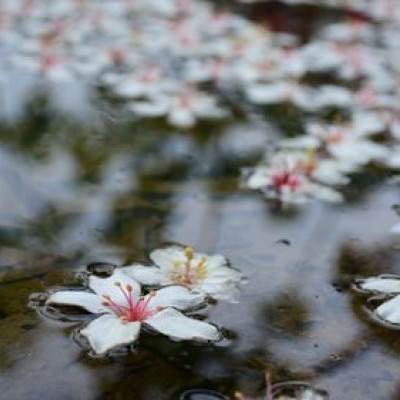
[245,167,269,190]
[147,286,205,311]
[122,264,162,286]
[300,389,326,400]
[150,246,185,272]
[376,295,400,324]
[200,268,242,301]
[46,291,108,314]
[206,254,229,270]
[150,246,225,274]
[391,223,400,234]
[359,277,400,293]
[89,269,141,305]
[168,109,195,128]
[145,308,220,342]
[80,314,141,354]
[307,183,343,203]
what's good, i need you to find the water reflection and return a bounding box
[1,2,400,400]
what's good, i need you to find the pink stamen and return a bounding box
[179,91,193,108]
[142,65,158,83]
[326,129,343,143]
[103,284,158,322]
[211,60,224,82]
[356,85,376,107]
[41,53,60,71]
[270,164,302,193]
[176,0,190,14]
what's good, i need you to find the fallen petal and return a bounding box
[80,314,141,354]
[145,308,220,342]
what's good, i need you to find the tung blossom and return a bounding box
[46,270,220,355]
[354,275,400,324]
[244,153,343,204]
[122,246,242,301]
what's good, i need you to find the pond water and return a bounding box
[1,1,400,399]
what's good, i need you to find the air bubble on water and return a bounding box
[28,292,48,309]
[86,261,117,277]
[179,389,229,400]
[271,382,329,400]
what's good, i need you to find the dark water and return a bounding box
[1,3,400,400]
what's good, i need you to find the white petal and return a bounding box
[148,286,205,311]
[168,109,195,128]
[376,295,400,324]
[300,389,325,400]
[121,264,162,286]
[279,136,320,150]
[245,167,269,189]
[206,254,229,270]
[114,81,144,98]
[360,277,400,293]
[307,183,343,203]
[129,100,168,117]
[150,247,185,271]
[80,314,141,354]
[391,223,400,234]
[145,308,220,342]
[89,270,141,305]
[46,291,107,314]
[313,160,350,185]
[200,267,242,301]
[150,247,224,274]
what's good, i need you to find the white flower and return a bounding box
[303,121,389,167]
[167,89,228,128]
[245,80,309,108]
[356,276,400,324]
[46,270,220,355]
[244,153,343,204]
[122,246,242,302]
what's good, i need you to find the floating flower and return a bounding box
[244,153,343,204]
[354,275,400,324]
[122,246,242,301]
[46,270,220,355]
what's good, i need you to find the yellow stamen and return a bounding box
[184,247,194,281]
[114,281,121,287]
[149,290,157,297]
[184,246,194,260]
[127,284,133,292]
[306,146,315,164]
[196,255,208,280]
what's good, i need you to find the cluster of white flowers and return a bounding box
[2,0,400,197]
[239,0,400,204]
[44,246,242,355]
